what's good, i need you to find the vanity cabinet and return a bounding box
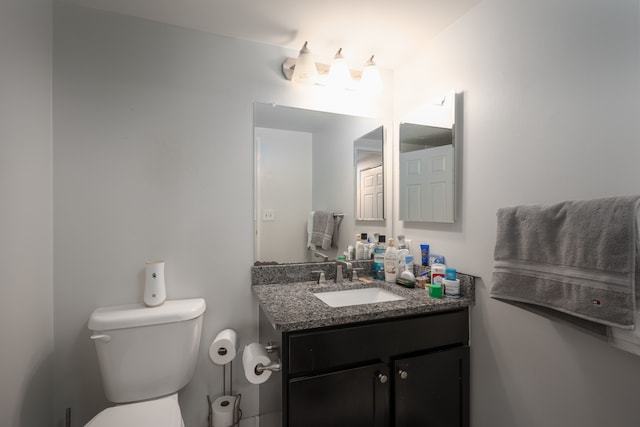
[289,362,389,427]
[394,346,469,427]
[258,307,470,427]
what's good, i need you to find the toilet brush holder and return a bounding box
[144,260,166,307]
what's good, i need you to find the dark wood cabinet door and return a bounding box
[393,346,470,427]
[288,362,389,427]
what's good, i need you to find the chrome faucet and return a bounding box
[312,249,329,262]
[335,260,353,284]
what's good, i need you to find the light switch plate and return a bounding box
[262,209,275,221]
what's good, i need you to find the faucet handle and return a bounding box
[352,268,364,282]
[311,270,327,284]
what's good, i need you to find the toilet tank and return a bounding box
[88,298,206,403]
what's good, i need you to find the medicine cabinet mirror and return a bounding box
[399,91,457,223]
[254,103,387,264]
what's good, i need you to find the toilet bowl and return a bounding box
[85,394,183,427]
[86,298,206,426]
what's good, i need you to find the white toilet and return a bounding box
[86,298,206,426]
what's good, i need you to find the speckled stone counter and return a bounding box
[252,261,475,332]
[252,260,375,286]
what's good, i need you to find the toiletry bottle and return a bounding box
[373,235,386,280]
[443,267,461,298]
[445,268,457,281]
[397,235,407,250]
[431,263,446,286]
[347,244,355,260]
[398,250,407,273]
[356,233,366,260]
[420,244,430,266]
[368,233,378,260]
[405,255,414,275]
[384,238,399,283]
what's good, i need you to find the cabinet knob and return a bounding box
[377,373,388,384]
[397,369,408,380]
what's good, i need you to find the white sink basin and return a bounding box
[313,287,405,308]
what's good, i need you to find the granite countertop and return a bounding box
[253,277,475,332]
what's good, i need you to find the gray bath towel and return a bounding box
[331,214,343,249]
[309,211,335,250]
[491,195,640,329]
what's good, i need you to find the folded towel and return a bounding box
[309,211,335,250]
[609,212,640,353]
[491,195,640,329]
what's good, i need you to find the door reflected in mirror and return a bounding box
[399,91,457,223]
[355,126,384,221]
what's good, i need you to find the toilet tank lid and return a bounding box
[89,298,206,331]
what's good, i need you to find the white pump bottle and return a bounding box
[384,238,399,283]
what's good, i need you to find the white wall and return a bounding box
[255,128,312,263]
[313,117,389,255]
[0,0,53,425]
[52,3,393,426]
[395,0,640,426]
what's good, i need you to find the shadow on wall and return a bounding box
[19,352,53,427]
[54,328,109,427]
[469,277,520,425]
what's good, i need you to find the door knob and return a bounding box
[397,369,408,379]
[377,373,388,384]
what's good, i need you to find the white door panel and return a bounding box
[400,145,453,222]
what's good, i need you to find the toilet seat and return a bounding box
[85,393,184,427]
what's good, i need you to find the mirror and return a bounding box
[354,126,384,221]
[254,103,386,264]
[399,91,457,223]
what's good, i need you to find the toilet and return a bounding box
[85,298,206,426]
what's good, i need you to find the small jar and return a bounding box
[429,283,443,298]
[416,276,428,289]
[443,278,461,298]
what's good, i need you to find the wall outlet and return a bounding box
[262,209,275,221]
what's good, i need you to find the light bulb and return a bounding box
[291,41,318,84]
[360,55,383,94]
[327,48,352,90]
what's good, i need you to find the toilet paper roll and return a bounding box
[209,329,239,365]
[212,395,237,427]
[242,343,272,385]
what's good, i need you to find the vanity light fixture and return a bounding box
[281,42,383,93]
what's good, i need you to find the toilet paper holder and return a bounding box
[255,341,281,374]
[255,360,281,374]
